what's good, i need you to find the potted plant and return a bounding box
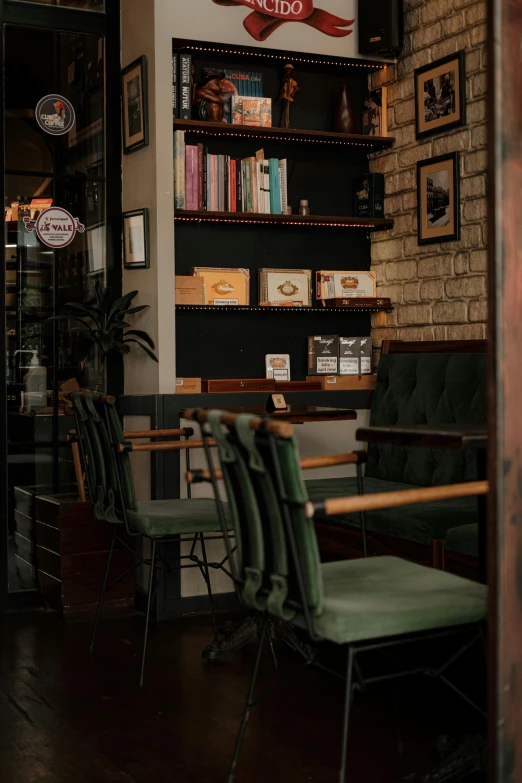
[52,282,158,391]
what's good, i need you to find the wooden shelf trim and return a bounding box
[176,299,391,313]
[173,119,395,149]
[175,210,393,231]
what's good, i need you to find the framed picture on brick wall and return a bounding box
[417,153,460,245]
[414,51,466,139]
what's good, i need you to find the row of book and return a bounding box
[174,130,288,214]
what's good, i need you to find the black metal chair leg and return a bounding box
[339,645,354,783]
[139,539,157,689]
[90,526,117,654]
[199,533,218,638]
[228,614,269,783]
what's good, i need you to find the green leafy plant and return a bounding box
[51,282,158,391]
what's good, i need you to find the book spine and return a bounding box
[180,54,192,120]
[251,159,257,213]
[185,146,192,210]
[174,130,185,210]
[224,155,229,212]
[263,159,270,214]
[197,144,203,211]
[244,161,251,212]
[278,159,288,214]
[269,159,281,215]
[202,147,208,210]
[237,159,243,212]
[210,155,218,212]
[230,159,236,212]
[172,53,178,118]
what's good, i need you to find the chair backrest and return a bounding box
[367,351,487,486]
[68,392,137,526]
[205,411,323,630]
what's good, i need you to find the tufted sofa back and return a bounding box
[365,352,486,487]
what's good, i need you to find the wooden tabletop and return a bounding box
[181,405,357,424]
[356,424,487,450]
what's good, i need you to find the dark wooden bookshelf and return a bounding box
[175,210,393,231]
[173,118,394,150]
[176,299,391,313]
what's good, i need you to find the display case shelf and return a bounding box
[175,210,393,231]
[176,298,391,313]
[173,118,394,150]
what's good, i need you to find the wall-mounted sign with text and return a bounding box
[23,207,85,249]
[165,0,389,61]
[35,94,76,136]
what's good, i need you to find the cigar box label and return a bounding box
[273,369,289,381]
[317,357,338,374]
[340,358,359,375]
[326,377,338,384]
[361,357,372,374]
[213,298,239,305]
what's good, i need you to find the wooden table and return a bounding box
[356,424,488,583]
[182,405,357,424]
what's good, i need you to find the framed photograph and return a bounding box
[122,56,149,155]
[123,208,150,269]
[417,153,460,245]
[259,269,312,307]
[191,267,250,305]
[414,51,466,139]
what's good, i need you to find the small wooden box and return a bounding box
[175,377,202,394]
[175,276,205,305]
[201,378,276,393]
[34,494,134,620]
[306,375,377,390]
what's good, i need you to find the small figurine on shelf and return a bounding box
[193,68,226,122]
[279,64,299,129]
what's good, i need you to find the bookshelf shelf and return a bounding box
[176,299,392,313]
[173,118,394,150]
[175,210,393,231]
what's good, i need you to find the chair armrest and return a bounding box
[308,480,489,518]
[119,439,216,453]
[123,427,194,439]
[185,451,367,484]
[300,451,367,471]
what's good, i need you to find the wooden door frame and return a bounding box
[487,0,522,779]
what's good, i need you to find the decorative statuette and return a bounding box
[279,63,299,129]
[194,67,226,122]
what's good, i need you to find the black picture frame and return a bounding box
[414,50,466,140]
[123,208,150,268]
[417,152,460,245]
[121,55,149,154]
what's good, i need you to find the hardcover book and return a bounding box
[172,53,178,118]
[363,87,388,136]
[180,54,192,120]
[353,173,385,218]
[174,129,185,210]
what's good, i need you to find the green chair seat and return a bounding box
[445,524,479,558]
[293,555,486,645]
[130,498,226,537]
[306,476,478,545]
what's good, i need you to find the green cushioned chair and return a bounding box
[445,523,479,559]
[68,392,229,687]
[197,410,487,783]
[305,350,486,561]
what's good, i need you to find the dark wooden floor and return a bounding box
[0,610,484,783]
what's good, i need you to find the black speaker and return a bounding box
[358,0,403,57]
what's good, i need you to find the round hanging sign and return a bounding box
[35,94,75,136]
[23,207,85,249]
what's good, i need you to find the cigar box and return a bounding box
[175,276,205,305]
[306,375,377,390]
[339,337,373,375]
[353,173,384,218]
[201,378,276,393]
[175,378,202,394]
[307,335,339,375]
[275,380,322,392]
[192,267,250,306]
[316,271,376,301]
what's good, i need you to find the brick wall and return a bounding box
[369,0,488,352]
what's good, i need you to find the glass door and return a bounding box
[3,19,114,598]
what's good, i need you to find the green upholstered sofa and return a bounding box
[306,339,486,579]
